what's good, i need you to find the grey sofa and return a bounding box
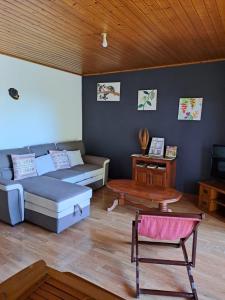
[0,141,110,232]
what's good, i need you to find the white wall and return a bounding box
[0,54,82,149]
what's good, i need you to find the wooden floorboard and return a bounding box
[0,187,224,300]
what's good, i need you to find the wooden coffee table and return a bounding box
[107,179,182,212]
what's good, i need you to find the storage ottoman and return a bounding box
[19,176,92,233]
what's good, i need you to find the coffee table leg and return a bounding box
[119,193,125,206]
[107,193,126,212]
[159,202,169,212]
[107,199,119,212]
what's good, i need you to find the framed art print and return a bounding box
[178,98,203,120]
[138,89,157,110]
[97,82,120,101]
[149,137,164,157]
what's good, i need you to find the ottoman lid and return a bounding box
[19,175,92,202]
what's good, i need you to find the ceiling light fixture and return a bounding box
[101,32,108,48]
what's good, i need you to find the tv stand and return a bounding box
[198,180,225,212]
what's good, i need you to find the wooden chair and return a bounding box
[131,210,204,299]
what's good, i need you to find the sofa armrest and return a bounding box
[0,178,24,221]
[83,155,110,167]
[83,155,110,185]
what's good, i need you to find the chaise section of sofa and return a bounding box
[20,176,92,233]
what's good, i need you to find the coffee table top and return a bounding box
[107,179,182,203]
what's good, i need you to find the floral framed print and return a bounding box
[138,89,157,110]
[178,98,203,121]
[97,82,120,101]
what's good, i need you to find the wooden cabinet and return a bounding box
[198,180,225,212]
[131,155,176,188]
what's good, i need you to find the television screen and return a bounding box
[211,145,225,180]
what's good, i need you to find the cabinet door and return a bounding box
[198,185,218,212]
[150,170,166,187]
[135,168,148,184]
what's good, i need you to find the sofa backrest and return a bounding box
[0,141,85,179]
[56,141,85,155]
[29,143,57,157]
[0,147,30,180]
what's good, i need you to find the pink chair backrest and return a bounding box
[138,215,199,240]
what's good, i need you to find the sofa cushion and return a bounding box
[71,164,103,178]
[11,153,37,180]
[45,169,86,183]
[29,143,57,157]
[56,141,85,155]
[67,150,84,167]
[35,154,56,175]
[49,150,70,170]
[45,164,103,184]
[19,176,92,211]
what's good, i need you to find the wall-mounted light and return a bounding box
[101,33,108,48]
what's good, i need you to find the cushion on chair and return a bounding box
[35,154,56,175]
[67,150,84,167]
[49,150,70,170]
[11,153,37,180]
[138,216,199,240]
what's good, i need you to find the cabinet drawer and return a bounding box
[199,186,217,200]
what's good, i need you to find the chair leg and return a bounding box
[181,239,199,300]
[131,221,135,263]
[135,226,140,298]
[187,264,198,300]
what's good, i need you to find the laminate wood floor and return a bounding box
[0,187,224,300]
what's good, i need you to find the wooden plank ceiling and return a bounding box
[0,0,224,75]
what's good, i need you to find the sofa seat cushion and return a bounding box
[45,164,103,184]
[44,169,86,183]
[71,164,103,179]
[19,176,92,212]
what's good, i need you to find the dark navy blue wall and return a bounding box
[82,62,225,193]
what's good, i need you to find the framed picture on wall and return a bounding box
[97,82,120,101]
[178,98,203,120]
[138,89,157,110]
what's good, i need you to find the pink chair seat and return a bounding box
[138,215,199,240]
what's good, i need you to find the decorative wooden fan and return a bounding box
[138,128,149,155]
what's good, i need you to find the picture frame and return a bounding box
[149,137,165,157]
[165,146,177,159]
[138,89,157,110]
[97,82,120,101]
[178,98,203,120]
